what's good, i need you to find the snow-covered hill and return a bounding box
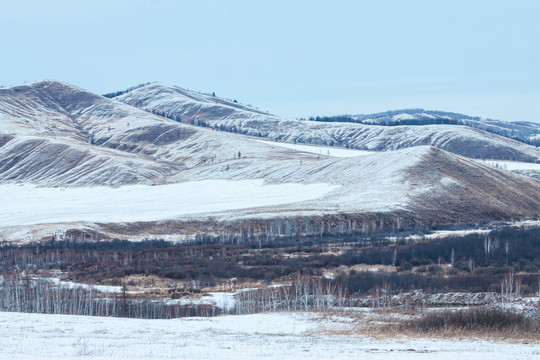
[0,81,316,186]
[311,109,540,145]
[1,80,540,243]
[115,83,540,162]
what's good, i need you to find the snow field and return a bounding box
[386,228,492,242]
[478,159,540,171]
[0,311,538,360]
[42,278,123,293]
[0,180,338,227]
[255,139,376,158]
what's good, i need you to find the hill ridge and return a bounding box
[1,80,540,243]
[114,82,540,162]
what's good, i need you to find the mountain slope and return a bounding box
[172,145,540,221]
[0,81,315,186]
[311,109,540,145]
[2,144,539,243]
[0,135,178,186]
[115,83,540,162]
[1,80,540,243]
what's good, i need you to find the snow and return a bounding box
[255,139,376,157]
[169,292,237,312]
[478,159,540,171]
[42,278,123,293]
[0,180,338,227]
[397,228,492,241]
[425,229,491,238]
[0,311,538,360]
[0,145,444,243]
[116,82,540,162]
[183,286,290,311]
[392,113,416,121]
[2,81,540,243]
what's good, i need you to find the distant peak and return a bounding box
[0,80,95,97]
[14,79,77,88]
[102,82,156,98]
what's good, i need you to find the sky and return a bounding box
[1,0,539,122]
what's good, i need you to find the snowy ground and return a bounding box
[255,139,376,157]
[0,180,337,227]
[395,228,492,241]
[0,311,538,360]
[477,159,540,171]
[41,278,123,293]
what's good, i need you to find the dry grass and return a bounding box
[306,308,540,343]
[401,308,540,341]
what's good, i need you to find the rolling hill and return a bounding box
[310,109,540,145]
[1,80,540,243]
[114,82,540,162]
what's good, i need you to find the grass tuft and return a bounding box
[402,308,540,335]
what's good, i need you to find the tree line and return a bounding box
[1,226,538,319]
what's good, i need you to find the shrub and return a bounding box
[403,308,540,335]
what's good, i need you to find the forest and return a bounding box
[0,226,538,318]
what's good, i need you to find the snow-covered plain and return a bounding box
[0,311,538,360]
[0,180,337,227]
[255,139,375,157]
[478,160,540,171]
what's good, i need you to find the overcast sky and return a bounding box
[1,0,539,122]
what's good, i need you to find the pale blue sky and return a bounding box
[1,0,539,122]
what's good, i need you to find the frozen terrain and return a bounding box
[476,159,540,180]
[42,277,123,293]
[2,145,540,243]
[479,160,540,171]
[116,82,540,162]
[0,311,538,360]
[310,109,540,145]
[2,81,540,243]
[254,139,375,157]
[0,180,337,227]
